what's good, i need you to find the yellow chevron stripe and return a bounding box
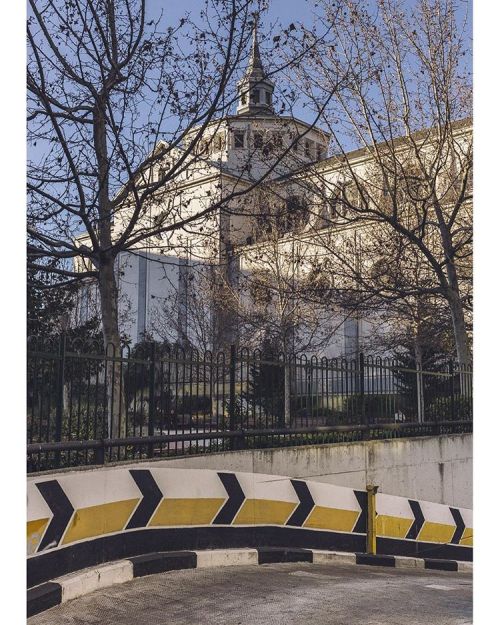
[62,498,140,544]
[460,528,473,547]
[303,506,359,532]
[149,498,225,526]
[233,499,297,526]
[417,521,456,544]
[27,518,49,555]
[376,514,414,539]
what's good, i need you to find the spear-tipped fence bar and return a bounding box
[27,338,472,472]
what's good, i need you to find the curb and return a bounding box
[27,548,473,617]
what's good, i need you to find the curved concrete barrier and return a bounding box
[27,467,472,587]
[27,548,473,617]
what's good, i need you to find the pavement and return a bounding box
[28,561,472,625]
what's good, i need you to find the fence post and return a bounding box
[148,342,156,458]
[366,484,379,554]
[359,352,368,438]
[416,362,424,424]
[449,360,456,420]
[229,344,236,449]
[54,334,66,468]
[95,440,105,465]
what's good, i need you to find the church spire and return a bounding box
[249,12,263,73]
[236,12,275,116]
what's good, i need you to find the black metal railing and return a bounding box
[27,337,473,472]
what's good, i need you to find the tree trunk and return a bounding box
[98,257,126,439]
[92,92,126,440]
[434,200,472,369]
[414,338,424,424]
[447,287,471,368]
[284,359,291,427]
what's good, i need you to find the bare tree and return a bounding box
[149,259,221,353]
[27,0,337,434]
[282,0,472,366]
[229,188,340,423]
[28,0,249,348]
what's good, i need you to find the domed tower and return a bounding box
[236,13,275,116]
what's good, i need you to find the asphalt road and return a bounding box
[29,562,472,625]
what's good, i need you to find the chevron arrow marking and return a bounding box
[352,490,368,534]
[126,470,163,530]
[449,507,466,544]
[406,500,425,540]
[286,480,315,527]
[35,480,74,552]
[212,473,245,524]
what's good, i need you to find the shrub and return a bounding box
[426,395,472,421]
[342,393,405,423]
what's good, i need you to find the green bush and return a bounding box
[178,394,211,415]
[341,393,404,423]
[426,395,472,420]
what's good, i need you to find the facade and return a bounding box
[74,21,335,351]
[74,22,472,360]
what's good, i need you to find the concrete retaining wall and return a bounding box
[146,434,472,508]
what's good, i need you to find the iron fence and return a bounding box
[27,337,472,472]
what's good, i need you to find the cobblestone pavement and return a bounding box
[29,562,473,625]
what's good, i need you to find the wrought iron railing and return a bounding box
[27,337,472,472]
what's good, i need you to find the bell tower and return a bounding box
[236,13,275,116]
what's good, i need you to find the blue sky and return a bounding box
[143,0,331,126]
[144,0,472,126]
[28,1,472,163]
[148,0,313,26]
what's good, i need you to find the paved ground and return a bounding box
[29,562,472,625]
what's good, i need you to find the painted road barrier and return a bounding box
[27,548,473,617]
[27,467,472,587]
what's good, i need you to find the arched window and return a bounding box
[272,132,283,149]
[282,195,308,231]
[234,131,245,148]
[253,132,263,149]
[329,182,352,219]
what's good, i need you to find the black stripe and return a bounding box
[406,500,425,540]
[424,558,458,571]
[449,508,466,545]
[376,535,471,562]
[36,480,74,552]
[27,526,471,588]
[287,480,315,527]
[352,490,367,534]
[212,473,245,524]
[128,551,197,577]
[257,547,313,564]
[356,553,396,567]
[126,470,163,530]
[27,582,62,617]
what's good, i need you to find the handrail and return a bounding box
[27,419,472,455]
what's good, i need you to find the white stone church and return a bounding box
[74,22,471,360]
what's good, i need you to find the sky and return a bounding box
[105,1,473,128]
[27,0,472,183]
[145,0,322,123]
[28,0,472,161]
[148,0,314,26]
